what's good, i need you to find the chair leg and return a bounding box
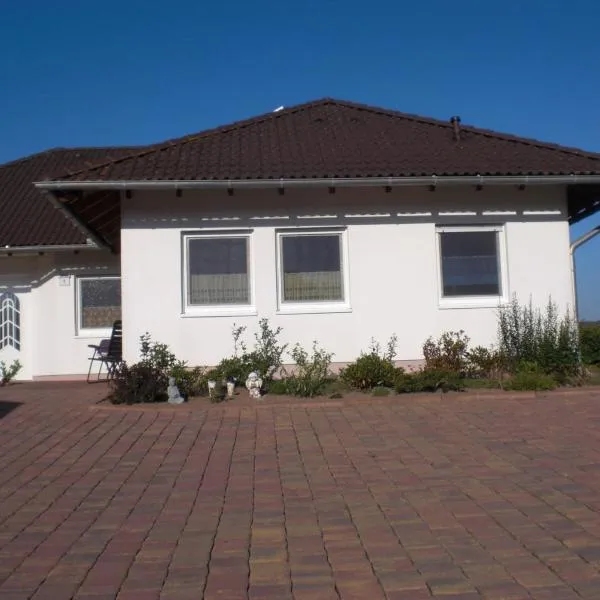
[87,351,98,383]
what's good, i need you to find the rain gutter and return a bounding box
[34,174,600,191]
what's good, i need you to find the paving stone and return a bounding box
[3,383,600,598]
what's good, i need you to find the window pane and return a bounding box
[440,231,500,297]
[282,234,343,302]
[80,278,121,329]
[188,237,249,305]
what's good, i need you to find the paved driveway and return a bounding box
[2,384,600,599]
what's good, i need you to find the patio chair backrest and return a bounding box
[106,320,123,361]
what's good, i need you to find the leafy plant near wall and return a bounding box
[283,342,334,397]
[503,362,557,391]
[110,333,189,404]
[422,330,470,374]
[497,296,580,380]
[340,335,398,390]
[394,368,465,394]
[0,360,22,386]
[580,323,600,365]
[213,319,288,385]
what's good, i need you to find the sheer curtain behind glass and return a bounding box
[281,234,343,302]
[188,237,249,305]
[80,278,121,329]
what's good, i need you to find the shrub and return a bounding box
[139,333,181,372]
[216,320,287,385]
[340,336,398,390]
[110,362,167,404]
[580,323,600,365]
[423,330,470,374]
[171,364,209,398]
[0,360,22,386]
[321,379,350,398]
[395,368,464,393]
[498,297,580,378]
[212,356,254,385]
[341,353,397,390]
[504,362,557,391]
[466,346,504,379]
[371,386,391,397]
[249,318,287,381]
[210,380,227,403]
[110,334,185,405]
[266,379,289,395]
[285,342,333,397]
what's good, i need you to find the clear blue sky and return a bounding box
[1,0,599,319]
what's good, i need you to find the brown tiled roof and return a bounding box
[54,98,600,182]
[0,147,139,247]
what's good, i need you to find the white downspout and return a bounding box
[570,225,600,325]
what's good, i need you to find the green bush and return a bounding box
[215,320,288,385]
[110,362,167,404]
[285,342,333,397]
[0,360,22,386]
[504,362,557,391]
[395,368,464,393]
[466,346,504,379]
[321,379,350,398]
[423,330,470,374]
[110,334,186,405]
[580,324,600,365]
[340,336,398,390]
[371,386,391,397]
[265,379,289,395]
[463,377,502,390]
[171,364,209,398]
[341,354,397,390]
[498,297,580,378]
[212,356,254,385]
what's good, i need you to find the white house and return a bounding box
[2,98,599,379]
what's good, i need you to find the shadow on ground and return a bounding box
[0,401,21,419]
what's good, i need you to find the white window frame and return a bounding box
[76,276,121,337]
[182,231,256,317]
[436,225,509,309]
[276,228,351,314]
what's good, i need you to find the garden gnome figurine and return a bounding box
[245,371,263,399]
[226,377,235,399]
[167,376,185,404]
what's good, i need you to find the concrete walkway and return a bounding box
[2,383,600,599]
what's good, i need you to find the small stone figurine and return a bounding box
[226,378,235,399]
[167,376,185,404]
[245,371,263,399]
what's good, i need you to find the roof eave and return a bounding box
[35,174,600,191]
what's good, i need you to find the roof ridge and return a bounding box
[328,98,600,162]
[44,98,600,182]
[47,99,341,181]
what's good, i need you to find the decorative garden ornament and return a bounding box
[245,371,263,399]
[226,381,235,398]
[207,379,216,398]
[167,376,185,404]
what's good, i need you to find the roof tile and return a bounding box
[0,147,140,247]
[52,99,600,183]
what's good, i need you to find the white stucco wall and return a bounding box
[0,251,120,379]
[120,185,574,367]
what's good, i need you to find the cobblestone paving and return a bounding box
[2,383,600,599]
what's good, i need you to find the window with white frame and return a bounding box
[437,226,505,301]
[185,234,252,309]
[277,230,348,308]
[77,277,121,333]
[0,292,20,350]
